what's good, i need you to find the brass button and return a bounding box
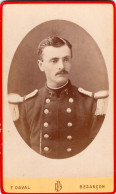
[44,147,49,151]
[67,108,71,113]
[44,122,48,127]
[67,148,72,152]
[67,135,72,140]
[69,98,74,103]
[67,122,72,127]
[44,109,49,114]
[44,134,49,139]
[46,98,50,103]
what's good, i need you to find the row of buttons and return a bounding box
[46,98,74,104]
[44,147,72,152]
[43,97,73,153]
[43,122,72,127]
[44,108,72,114]
[43,134,72,140]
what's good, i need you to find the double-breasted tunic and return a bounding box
[13,81,107,159]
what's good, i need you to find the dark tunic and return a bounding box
[14,81,105,159]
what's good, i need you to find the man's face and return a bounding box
[38,45,72,88]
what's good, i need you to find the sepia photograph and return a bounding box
[8,20,109,159]
[1,2,114,193]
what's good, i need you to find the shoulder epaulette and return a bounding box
[94,90,109,99]
[24,89,38,101]
[8,93,23,104]
[8,89,38,104]
[8,89,38,121]
[78,88,109,115]
[9,104,19,121]
[78,88,109,99]
[78,88,93,97]
[94,90,109,115]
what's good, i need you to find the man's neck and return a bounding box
[47,81,69,90]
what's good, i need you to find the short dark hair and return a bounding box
[37,36,72,61]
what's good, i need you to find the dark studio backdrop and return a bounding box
[8,20,109,96]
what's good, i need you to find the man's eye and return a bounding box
[51,59,58,63]
[63,57,70,62]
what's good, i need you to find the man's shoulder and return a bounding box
[8,88,45,121]
[71,84,109,99]
[8,87,45,104]
[24,89,39,102]
[71,85,93,98]
[24,87,46,107]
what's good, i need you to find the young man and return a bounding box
[8,36,108,159]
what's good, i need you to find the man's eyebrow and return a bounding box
[63,55,71,58]
[63,55,71,59]
[49,56,71,62]
[49,57,59,61]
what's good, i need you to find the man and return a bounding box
[8,36,108,159]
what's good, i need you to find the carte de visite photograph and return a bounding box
[2,2,114,193]
[8,19,109,159]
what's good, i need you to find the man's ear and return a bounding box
[38,60,44,72]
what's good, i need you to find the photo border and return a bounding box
[0,1,115,193]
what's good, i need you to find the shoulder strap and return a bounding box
[78,87,109,115]
[94,90,109,99]
[8,89,38,104]
[78,88,93,97]
[8,89,38,121]
[24,89,38,101]
[78,88,109,99]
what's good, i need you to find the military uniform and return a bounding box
[8,81,108,159]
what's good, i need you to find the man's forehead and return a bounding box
[42,45,71,60]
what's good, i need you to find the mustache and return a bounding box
[56,70,68,75]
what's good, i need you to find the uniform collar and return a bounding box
[44,80,72,97]
[47,81,69,90]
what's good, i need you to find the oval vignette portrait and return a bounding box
[8,20,109,159]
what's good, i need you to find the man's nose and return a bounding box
[58,59,64,70]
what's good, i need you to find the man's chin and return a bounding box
[55,77,68,86]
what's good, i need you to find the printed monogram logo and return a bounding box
[55,180,62,192]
